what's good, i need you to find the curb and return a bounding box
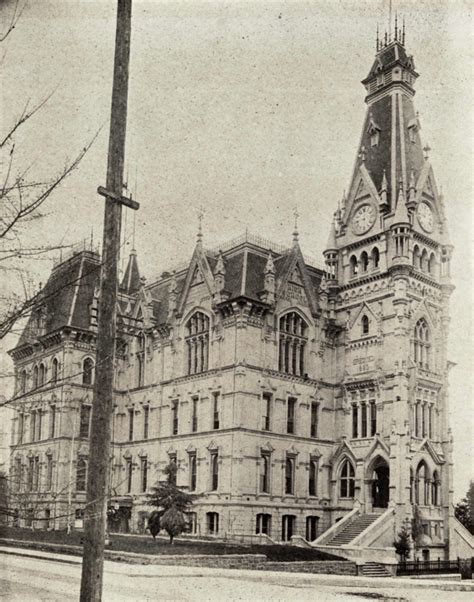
[1,540,473,593]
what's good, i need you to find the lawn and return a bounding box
[0,526,344,562]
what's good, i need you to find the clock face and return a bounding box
[417,202,434,233]
[352,204,376,235]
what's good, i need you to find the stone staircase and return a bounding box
[360,562,392,577]
[326,513,380,546]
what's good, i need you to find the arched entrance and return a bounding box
[370,457,390,509]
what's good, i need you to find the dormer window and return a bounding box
[408,119,419,144]
[376,73,384,88]
[367,119,381,147]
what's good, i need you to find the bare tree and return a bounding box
[0,0,99,339]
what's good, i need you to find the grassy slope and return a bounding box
[0,526,344,562]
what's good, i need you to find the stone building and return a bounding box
[7,31,473,562]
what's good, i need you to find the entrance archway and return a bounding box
[370,458,390,509]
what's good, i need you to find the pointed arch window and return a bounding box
[33,365,39,389]
[82,357,94,386]
[413,318,431,370]
[371,247,380,269]
[278,312,308,376]
[349,255,358,276]
[19,369,27,395]
[427,253,436,276]
[360,251,369,272]
[51,358,59,383]
[361,315,370,336]
[339,459,355,498]
[415,461,430,505]
[38,363,46,387]
[186,312,210,375]
[136,332,145,387]
[413,245,421,269]
[421,249,428,272]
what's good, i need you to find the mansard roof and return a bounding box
[16,249,102,348]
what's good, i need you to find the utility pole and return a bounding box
[80,2,137,600]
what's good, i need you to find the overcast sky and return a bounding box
[1,0,472,499]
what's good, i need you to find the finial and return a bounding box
[214,251,225,276]
[394,12,398,41]
[264,251,275,275]
[376,24,380,51]
[358,145,366,163]
[423,144,431,160]
[293,206,300,244]
[409,169,416,190]
[381,169,388,191]
[388,0,392,42]
[197,207,204,245]
[402,16,406,45]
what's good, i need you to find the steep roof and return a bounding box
[145,235,324,326]
[16,251,102,348]
[120,250,141,295]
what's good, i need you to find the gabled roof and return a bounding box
[144,234,324,326]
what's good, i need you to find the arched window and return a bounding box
[339,459,355,498]
[415,461,430,505]
[285,457,294,495]
[33,365,39,389]
[432,470,440,506]
[136,333,145,387]
[410,467,414,503]
[361,315,370,336]
[413,245,421,269]
[19,370,27,395]
[278,312,308,376]
[186,312,210,375]
[76,458,87,492]
[371,247,380,269]
[349,255,358,276]
[38,363,46,387]
[421,248,428,272]
[51,358,59,383]
[413,318,430,369]
[360,251,369,272]
[82,357,94,386]
[427,253,435,275]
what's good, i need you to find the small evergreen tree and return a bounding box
[454,481,474,535]
[394,524,411,561]
[148,462,194,544]
[411,504,424,557]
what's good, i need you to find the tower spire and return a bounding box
[293,206,299,245]
[197,207,204,246]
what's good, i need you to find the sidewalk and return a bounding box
[1,542,473,593]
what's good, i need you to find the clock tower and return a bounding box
[323,26,454,549]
